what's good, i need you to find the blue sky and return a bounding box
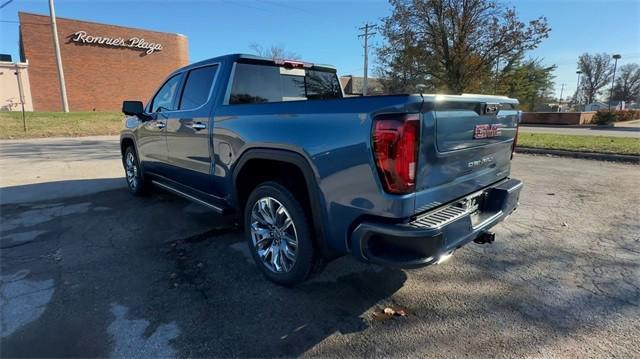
[1,0,638,99]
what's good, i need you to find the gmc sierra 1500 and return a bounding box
[120,54,523,286]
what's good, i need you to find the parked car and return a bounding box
[120,54,523,286]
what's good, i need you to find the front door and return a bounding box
[137,73,183,176]
[165,64,219,194]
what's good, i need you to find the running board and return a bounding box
[152,180,225,214]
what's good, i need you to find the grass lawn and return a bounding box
[0,112,123,139]
[517,133,640,156]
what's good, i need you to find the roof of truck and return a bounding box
[177,53,337,74]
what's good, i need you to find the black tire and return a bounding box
[244,181,319,286]
[122,146,150,196]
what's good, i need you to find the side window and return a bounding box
[229,63,280,104]
[178,65,218,110]
[150,74,182,113]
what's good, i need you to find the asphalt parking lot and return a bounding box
[1,138,639,357]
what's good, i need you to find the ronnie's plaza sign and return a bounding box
[70,30,163,55]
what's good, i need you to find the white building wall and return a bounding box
[0,61,34,111]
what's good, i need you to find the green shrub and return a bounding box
[594,111,616,125]
[593,110,640,125]
[616,110,640,121]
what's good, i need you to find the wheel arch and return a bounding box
[232,148,337,259]
[120,135,136,157]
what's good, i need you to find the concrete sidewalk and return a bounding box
[519,124,640,137]
[0,136,124,204]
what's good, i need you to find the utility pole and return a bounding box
[48,0,69,112]
[558,83,565,111]
[358,23,376,96]
[494,56,500,95]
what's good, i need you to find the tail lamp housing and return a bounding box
[511,110,522,159]
[372,114,420,194]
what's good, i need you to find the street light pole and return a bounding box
[48,0,69,112]
[14,63,27,132]
[608,54,621,111]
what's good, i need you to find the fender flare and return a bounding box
[119,134,137,156]
[232,147,336,259]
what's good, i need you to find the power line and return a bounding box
[0,0,15,9]
[358,22,376,96]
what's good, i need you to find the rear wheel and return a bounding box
[123,146,149,196]
[244,181,317,286]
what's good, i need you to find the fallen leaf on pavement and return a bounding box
[373,306,408,320]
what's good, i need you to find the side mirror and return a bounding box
[122,100,144,116]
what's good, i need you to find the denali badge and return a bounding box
[468,155,495,168]
[474,124,503,139]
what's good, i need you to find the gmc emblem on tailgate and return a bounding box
[484,103,500,115]
[474,124,503,139]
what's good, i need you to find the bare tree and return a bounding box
[577,53,613,104]
[611,63,640,103]
[377,0,550,94]
[249,43,300,60]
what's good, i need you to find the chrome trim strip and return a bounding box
[410,189,488,229]
[410,204,470,229]
[152,180,224,213]
[472,211,503,230]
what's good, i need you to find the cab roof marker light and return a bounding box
[273,59,313,69]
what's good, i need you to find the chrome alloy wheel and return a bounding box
[125,151,139,190]
[250,196,298,273]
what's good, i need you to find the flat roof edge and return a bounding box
[18,12,188,38]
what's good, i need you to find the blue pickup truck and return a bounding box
[120,54,523,286]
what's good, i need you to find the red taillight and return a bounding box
[273,59,312,68]
[372,114,420,194]
[511,125,520,159]
[511,111,522,159]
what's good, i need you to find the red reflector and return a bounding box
[273,59,312,68]
[511,111,522,159]
[511,124,519,159]
[373,114,420,194]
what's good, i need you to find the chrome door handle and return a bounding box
[155,122,166,129]
[190,122,207,130]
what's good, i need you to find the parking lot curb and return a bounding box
[515,147,640,164]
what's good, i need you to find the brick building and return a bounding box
[18,12,189,111]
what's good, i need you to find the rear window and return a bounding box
[229,63,341,104]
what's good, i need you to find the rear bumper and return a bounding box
[350,178,523,268]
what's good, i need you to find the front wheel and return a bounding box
[244,182,318,286]
[122,146,149,196]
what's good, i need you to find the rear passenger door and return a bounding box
[164,64,219,193]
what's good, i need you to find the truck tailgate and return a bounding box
[414,96,519,215]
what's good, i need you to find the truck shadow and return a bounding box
[165,231,407,357]
[0,184,407,358]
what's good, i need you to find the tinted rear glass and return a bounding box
[229,63,341,104]
[179,65,218,110]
